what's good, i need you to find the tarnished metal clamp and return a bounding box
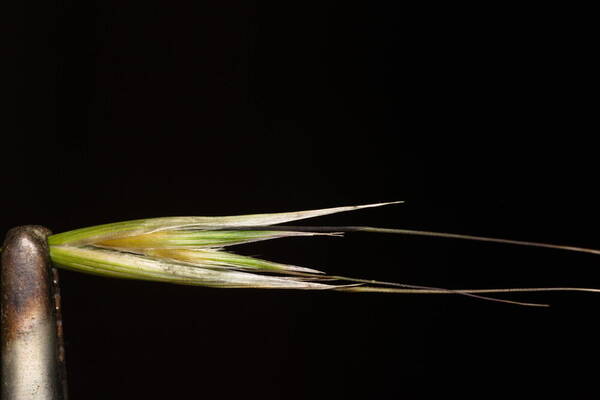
[1,226,68,399]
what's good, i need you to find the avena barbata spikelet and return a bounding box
[38,202,600,307]
[48,202,394,290]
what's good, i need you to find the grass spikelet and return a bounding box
[35,201,600,307]
[47,202,398,291]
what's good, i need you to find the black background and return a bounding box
[3,2,599,399]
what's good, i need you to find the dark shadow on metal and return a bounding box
[1,226,68,400]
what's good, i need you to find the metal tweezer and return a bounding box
[1,226,68,399]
